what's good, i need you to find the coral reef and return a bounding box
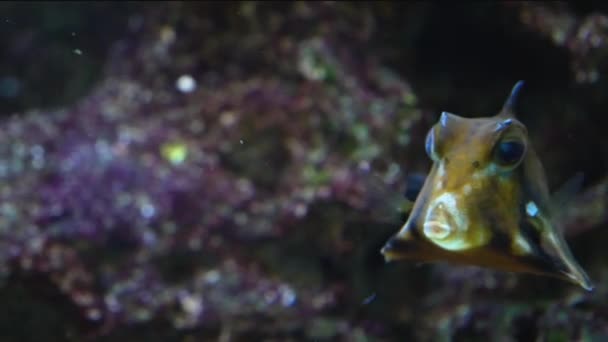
[514,2,608,84]
[0,2,607,341]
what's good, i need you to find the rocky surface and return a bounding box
[0,2,607,341]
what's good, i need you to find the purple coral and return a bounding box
[1,2,607,341]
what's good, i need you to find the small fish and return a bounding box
[381,81,593,291]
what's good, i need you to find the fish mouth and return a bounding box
[423,220,451,240]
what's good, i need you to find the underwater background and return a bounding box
[1,2,608,341]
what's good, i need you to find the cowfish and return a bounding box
[381,81,593,291]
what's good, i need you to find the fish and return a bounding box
[380,81,593,291]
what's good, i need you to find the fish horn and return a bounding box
[498,80,525,117]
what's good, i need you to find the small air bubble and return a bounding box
[239,139,244,144]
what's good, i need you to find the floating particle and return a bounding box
[73,49,83,55]
[176,75,197,93]
[361,292,376,305]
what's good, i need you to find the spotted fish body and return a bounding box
[381,81,593,291]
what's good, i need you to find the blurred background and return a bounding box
[0,2,607,341]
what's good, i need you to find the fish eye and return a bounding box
[494,140,525,166]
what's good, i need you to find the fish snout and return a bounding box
[380,236,406,262]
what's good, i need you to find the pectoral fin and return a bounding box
[551,172,584,223]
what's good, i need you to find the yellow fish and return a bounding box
[381,81,593,291]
